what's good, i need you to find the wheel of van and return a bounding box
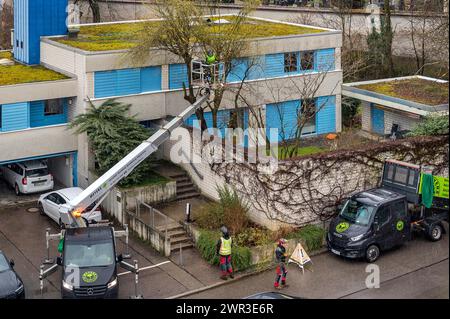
[14,184,20,196]
[428,224,443,242]
[365,245,380,263]
[38,202,45,216]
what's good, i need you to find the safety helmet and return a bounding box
[207,49,213,56]
[278,238,286,246]
[220,226,228,235]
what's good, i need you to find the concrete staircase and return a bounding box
[158,222,194,252]
[168,172,201,201]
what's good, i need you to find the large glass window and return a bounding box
[300,51,315,71]
[339,199,375,226]
[284,52,298,73]
[64,241,115,268]
[45,99,64,116]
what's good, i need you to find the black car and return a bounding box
[0,251,25,299]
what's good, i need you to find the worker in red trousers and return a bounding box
[274,238,288,289]
[216,226,234,280]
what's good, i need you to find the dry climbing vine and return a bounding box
[209,136,449,226]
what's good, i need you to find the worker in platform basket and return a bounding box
[216,226,234,280]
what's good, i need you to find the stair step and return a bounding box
[171,242,194,251]
[177,188,198,195]
[169,173,188,179]
[167,229,187,238]
[177,181,194,188]
[170,235,191,245]
[157,222,183,232]
[177,193,201,200]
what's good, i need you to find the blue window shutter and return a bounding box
[316,48,335,72]
[1,102,29,132]
[227,58,248,83]
[94,71,117,98]
[117,68,141,96]
[266,100,300,142]
[264,54,285,78]
[316,95,336,134]
[141,66,162,92]
[169,64,189,90]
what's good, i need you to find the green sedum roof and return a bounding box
[357,78,449,106]
[54,17,326,52]
[0,51,69,87]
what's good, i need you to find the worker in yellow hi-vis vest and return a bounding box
[216,226,233,280]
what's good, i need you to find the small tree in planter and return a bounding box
[69,98,156,187]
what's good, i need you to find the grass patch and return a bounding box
[357,78,448,106]
[0,64,68,86]
[54,17,324,51]
[275,145,327,159]
[286,224,325,252]
[119,170,170,189]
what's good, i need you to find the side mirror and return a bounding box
[117,254,123,263]
[9,259,14,268]
[56,256,63,266]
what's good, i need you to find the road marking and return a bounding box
[117,260,171,276]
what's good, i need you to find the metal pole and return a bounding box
[40,265,44,297]
[179,243,183,267]
[124,224,131,259]
[44,228,53,264]
[185,202,191,223]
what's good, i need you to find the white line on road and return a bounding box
[118,260,171,276]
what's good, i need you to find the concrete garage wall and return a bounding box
[47,155,74,187]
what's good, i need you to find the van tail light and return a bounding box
[22,177,27,185]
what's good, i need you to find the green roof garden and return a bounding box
[357,77,449,106]
[53,17,327,52]
[0,51,69,87]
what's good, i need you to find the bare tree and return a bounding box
[0,0,13,50]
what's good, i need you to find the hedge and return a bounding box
[196,230,252,272]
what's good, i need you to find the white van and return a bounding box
[1,160,54,195]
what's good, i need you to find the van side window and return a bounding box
[375,206,390,225]
[392,201,407,218]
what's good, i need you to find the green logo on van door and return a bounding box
[82,271,98,283]
[396,220,404,231]
[336,222,350,233]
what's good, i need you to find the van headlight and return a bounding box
[107,278,117,289]
[350,234,364,242]
[62,280,73,291]
[15,284,24,294]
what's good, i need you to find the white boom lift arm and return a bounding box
[60,93,210,228]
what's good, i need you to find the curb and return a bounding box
[166,247,328,299]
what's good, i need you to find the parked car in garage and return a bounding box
[0,160,54,195]
[0,251,25,299]
[38,187,102,227]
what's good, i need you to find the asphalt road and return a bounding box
[185,225,449,299]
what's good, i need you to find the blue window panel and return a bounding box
[117,68,141,96]
[316,95,336,134]
[316,48,335,72]
[227,58,248,83]
[94,71,118,98]
[264,54,285,78]
[371,105,385,134]
[266,100,301,143]
[1,102,29,132]
[30,99,68,128]
[169,64,189,90]
[72,152,78,187]
[141,66,162,92]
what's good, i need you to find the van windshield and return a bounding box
[339,199,375,226]
[64,241,115,268]
[0,254,10,272]
[26,168,49,177]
